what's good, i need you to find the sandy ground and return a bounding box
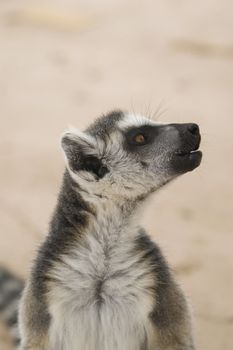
[0,0,233,349]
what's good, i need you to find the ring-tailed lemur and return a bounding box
[1,110,202,350]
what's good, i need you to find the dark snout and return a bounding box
[169,123,202,174]
[172,123,201,152]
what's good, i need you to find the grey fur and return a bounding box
[18,110,201,350]
[0,268,23,346]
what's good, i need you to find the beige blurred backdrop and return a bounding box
[0,0,233,349]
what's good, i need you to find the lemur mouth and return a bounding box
[169,123,202,174]
[172,147,202,173]
[175,135,202,158]
[175,149,202,157]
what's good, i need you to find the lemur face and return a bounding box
[61,111,202,200]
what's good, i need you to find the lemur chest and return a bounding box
[48,231,156,350]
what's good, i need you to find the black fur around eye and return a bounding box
[125,125,158,147]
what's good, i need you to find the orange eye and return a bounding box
[134,134,146,144]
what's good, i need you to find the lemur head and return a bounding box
[61,111,202,202]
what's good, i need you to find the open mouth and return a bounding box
[175,149,202,157]
[171,148,202,173]
[168,123,202,174]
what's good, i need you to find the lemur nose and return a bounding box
[187,123,199,136]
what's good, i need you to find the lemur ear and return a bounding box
[61,128,109,179]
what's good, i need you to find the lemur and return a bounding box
[0,110,202,350]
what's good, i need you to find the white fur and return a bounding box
[62,126,96,146]
[117,113,170,130]
[117,113,154,129]
[47,203,156,350]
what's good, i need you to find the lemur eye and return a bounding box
[134,134,146,144]
[125,125,156,147]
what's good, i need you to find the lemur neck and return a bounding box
[54,171,140,238]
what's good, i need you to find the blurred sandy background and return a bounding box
[0,0,233,349]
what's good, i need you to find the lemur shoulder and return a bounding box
[19,111,202,350]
